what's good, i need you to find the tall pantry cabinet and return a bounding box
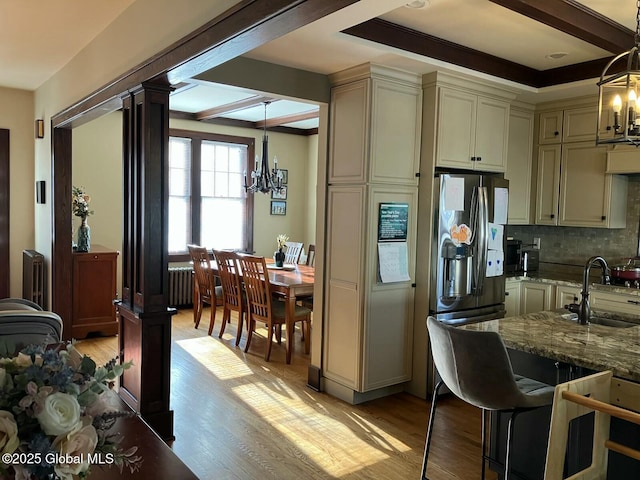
[324,64,421,403]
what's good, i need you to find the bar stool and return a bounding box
[545,370,640,479]
[421,316,555,480]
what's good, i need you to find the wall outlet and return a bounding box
[533,237,541,250]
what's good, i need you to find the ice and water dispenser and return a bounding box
[441,241,472,297]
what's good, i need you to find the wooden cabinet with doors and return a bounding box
[535,142,627,228]
[520,281,555,314]
[325,64,420,402]
[72,245,119,339]
[538,106,600,144]
[435,87,509,172]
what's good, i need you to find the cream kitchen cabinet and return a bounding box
[436,87,509,172]
[505,279,521,317]
[520,281,555,314]
[328,67,421,186]
[590,289,640,316]
[538,106,598,144]
[506,107,534,224]
[555,284,581,310]
[535,142,627,228]
[325,64,420,403]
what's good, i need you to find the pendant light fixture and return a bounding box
[244,101,284,194]
[597,0,640,146]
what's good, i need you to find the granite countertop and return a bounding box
[462,310,640,382]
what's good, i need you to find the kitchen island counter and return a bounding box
[462,310,640,382]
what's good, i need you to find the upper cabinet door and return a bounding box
[369,79,422,185]
[562,106,597,143]
[558,142,615,227]
[538,110,563,144]
[475,96,509,172]
[436,88,476,169]
[535,144,561,226]
[506,109,534,224]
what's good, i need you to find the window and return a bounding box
[168,129,254,260]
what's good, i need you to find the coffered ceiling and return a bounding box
[5,0,639,132]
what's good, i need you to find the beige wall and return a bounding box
[72,112,123,296]
[33,0,241,296]
[0,87,35,297]
[68,113,317,276]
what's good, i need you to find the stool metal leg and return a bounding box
[504,410,522,480]
[420,380,444,480]
[481,408,487,480]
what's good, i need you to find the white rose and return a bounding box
[36,392,81,436]
[53,417,98,480]
[0,411,19,455]
[85,388,121,418]
[14,353,43,368]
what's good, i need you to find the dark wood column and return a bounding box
[0,129,9,299]
[117,80,175,440]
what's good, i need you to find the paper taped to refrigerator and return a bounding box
[443,176,464,211]
[487,223,503,251]
[450,224,472,246]
[494,187,508,224]
[486,250,504,277]
[378,242,411,283]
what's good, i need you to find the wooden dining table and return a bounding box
[208,260,315,364]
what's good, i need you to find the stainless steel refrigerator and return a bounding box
[427,171,509,394]
[430,172,508,325]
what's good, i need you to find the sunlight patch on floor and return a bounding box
[176,337,253,380]
[232,381,395,476]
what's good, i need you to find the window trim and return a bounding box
[168,128,255,261]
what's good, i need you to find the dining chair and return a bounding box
[284,242,304,264]
[187,244,223,336]
[305,244,316,267]
[237,255,311,362]
[212,249,246,346]
[422,316,555,480]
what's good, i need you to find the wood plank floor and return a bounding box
[75,308,494,480]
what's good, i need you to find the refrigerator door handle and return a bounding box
[475,186,488,295]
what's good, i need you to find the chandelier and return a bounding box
[244,102,285,194]
[596,1,640,146]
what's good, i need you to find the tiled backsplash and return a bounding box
[508,176,640,266]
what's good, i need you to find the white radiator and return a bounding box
[168,266,193,307]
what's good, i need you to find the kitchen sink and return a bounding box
[588,316,638,328]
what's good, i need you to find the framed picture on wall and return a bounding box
[271,201,286,215]
[280,169,288,184]
[271,186,287,200]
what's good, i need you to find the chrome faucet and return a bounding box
[578,256,610,325]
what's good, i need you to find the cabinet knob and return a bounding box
[476,156,482,162]
[471,156,476,161]
[550,214,555,219]
[601,215,606,221]
[505,291,510,296]
[554,131,559,136]
[606,125,612,131]
[93,255,99,259]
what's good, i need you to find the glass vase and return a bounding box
[275,248,285,267]
[77,216,91,252]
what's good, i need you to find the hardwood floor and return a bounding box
[75,308,492,480]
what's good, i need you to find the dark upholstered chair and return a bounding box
[421,316,555,480]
